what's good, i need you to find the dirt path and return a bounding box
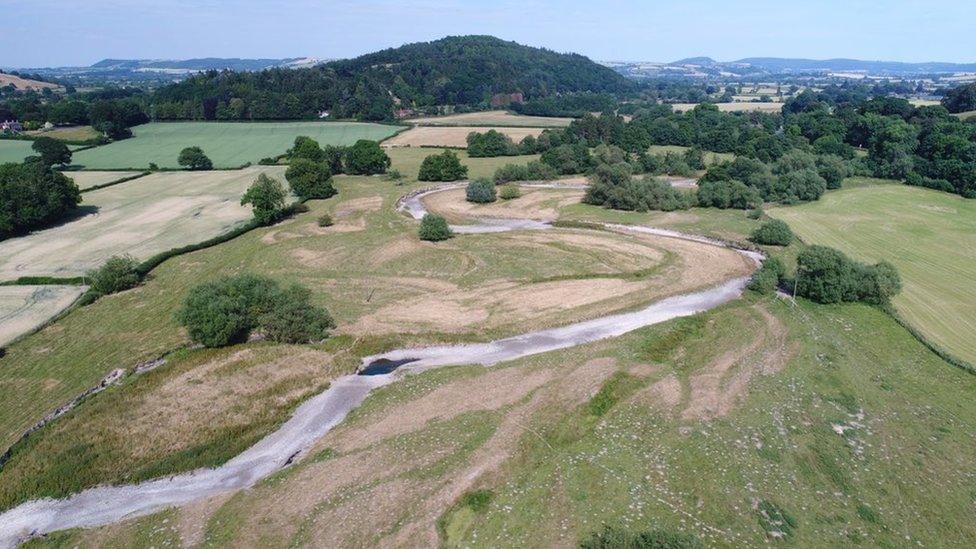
[0,184,763,547]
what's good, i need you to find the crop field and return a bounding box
[0,140,35,164]
[386,147,539,181]
[0,285,86,347]
[71,122,402,169]
[769,182,976,366]
[39,297,976,547]
[64,170,145,190]
[383,126,544,148]
[406,110,573,127]
[0,166,286,279]
[669,102,784,113]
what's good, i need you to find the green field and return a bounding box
[72,122,403,169]
[0,140,35,164]
[770,181,976,366]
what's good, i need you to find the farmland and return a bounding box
[769,182,976,366]
[406,110,574,127]
[0,140,36,164]
[386,147,539,180]
[383,126,544,148]
[26,125,101,143]
[669,102,784,113]
[71,121,402,169]
[0,285,86,347]
[0,166,286,279]
[64,170,145,190]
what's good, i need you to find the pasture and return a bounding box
[0,140,35,164]
[0,285,86,347]
[406,110,573,127]
[769,182,976,366]
[26,126,101,143]
[64,170,145,190]
[383,126,544,148]
[0,166,286,279]
[71,122,401,169]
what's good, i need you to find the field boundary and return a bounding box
[77,171,151,193]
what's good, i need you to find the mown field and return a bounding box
[33,296,976,547]
[0,166,286,279]
[0,285,86,347]
[64,170,145,190]
[384,126,544,148]
[406,110,574,127]
[0,140,36,164]
[71,122,402,169]
[769,182,976,366]
[26,126,101,143]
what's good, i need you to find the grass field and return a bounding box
[0,166,286,279]
[26,126,101,143]
[383,126,544,148]
[406,110,573,127]
[0,140,35,164]
[63,170,145,190]
[71,122,402,169]
[669,102,784,113]
[0,285,86,347]
[386,147,539,181]
[769,182,976,366]
[42,296,976,547]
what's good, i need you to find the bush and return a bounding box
[750,219,793,246]
[773,169,827,202]
[317,213,333,227]
[289,136,323,162]
[258,157,278,166]
[465,178,497,203]
[815,154,849,189]
[344,140,390,175]
[683,146,706,170]
[241,173,287,225]
[418,213,452,241]
[541,143,592,175]
[418,150,468,181]
[385,169,404,183]
[696,180,762,209]
[467,130,519,157]
[499,184,521,200]
[748,258,786,294]
[177,146,213,170]
[581,525,701,549]
[285,158,335,199]
[492,161,557,183]
[585,165,693,212]
[87,255,140,296]
[747,207,764,220]
[0,161,81,239]
[176,274,334,347]
[795,245,902,305]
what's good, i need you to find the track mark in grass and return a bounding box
[638,316,707,363]
[756,499,798,540]
[580,525,702,549]
[585,371,637,418]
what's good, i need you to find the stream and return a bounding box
[0,183,760,547]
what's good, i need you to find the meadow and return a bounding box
[0,166,286,279]
[383,126,544,148]
[71,121,402,169]
[769,182,976,366]
[0,285,86,347]
[0,140,36,164]
[406,110,574,127]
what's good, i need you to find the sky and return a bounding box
[3,0,975,67]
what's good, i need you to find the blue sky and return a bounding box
[3,0,974,67]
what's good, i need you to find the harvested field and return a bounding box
[420,186,585,223]
[383,126,543,148]
[386,147,539,181]
[0,285,86,347]
[406,110,573,127]
[64,170,145,190]
[0,74,60,91]
[0,166,287,278]
[669,102,784,113]
[72,121,401,169]
[26,125,101,142]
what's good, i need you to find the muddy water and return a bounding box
[0,183,760,547]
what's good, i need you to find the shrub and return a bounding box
[499,184,521,200]
[418,213,452,241]
[795,245,902,305]
[465,178,497,203]
[317,213,333,227]
[581,525,701,549]
[815,154,849,189]
[492,161,557,183]
[467,130,519,157]
[344,140,390,175]
[285,159,335,199]
[258,284,335,344]
[177,146,213,170]
[418,150,468,181]
[148,162,159,171]
[258,157,278,165]
[289,136,323,162]
[696,180,762,209]
[773,169,827,202]
[241,173,287,225]
[87,255,140,296]
[747,207,764,220]
[750,219,793,246]
[385,169,404,183]
[585,165,693,212]
[683,146,706,170]
[541,143,592,175]
[748,258,786,294]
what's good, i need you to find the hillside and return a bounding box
[150,36,633,121]
[0,73,61,92]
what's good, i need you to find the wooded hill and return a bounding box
[150,36,634,121]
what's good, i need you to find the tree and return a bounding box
[941,83,976,113]
[418,213,452,241]
[795,246,859,304]
[773,169,827,202]
[31,137,72,166]
[0,161,81,239]
[87,255,140,297]
[467,130,519,157]
[815,154,849,189]
[344,140,390,175]
[465,178,497,203]
[289,136,324,162]
[258,284,335,343]
[748,258,785,294]
[241,173,287,224]
[493,161,557,184]
[750,219,793,246]
[541,143,592,175]
[418,150,468,181]
[178,146,213,170]
[285,158,335,199]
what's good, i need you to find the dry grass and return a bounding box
[383,126,544,148]
[668,102,784,113]
[406,110,573,127]
[0,74,60,91]
[420,186,585,223]
[63,171,144,190]
[0,285,86,347]
[26,125,101,142]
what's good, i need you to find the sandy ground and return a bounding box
[405,110,573,127]
[383,126,544,148]
[0,285,86,347]
[0,166,286,278]
[64,171,144,191]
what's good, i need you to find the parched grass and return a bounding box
[72,121,402,169]
[383,126,544,148]
[406,110,574,127]
[26,126,101,143]
[62,170,145,191]
[668,102,784,113]
[0,285,86,347]
[769,182,976,366]
[386,147,539,182]
[647,145,735,165]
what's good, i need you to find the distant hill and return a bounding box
[151,35,634,120]
[609,56,976,79]
[0,73,61,91]
[90,57,317,73]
